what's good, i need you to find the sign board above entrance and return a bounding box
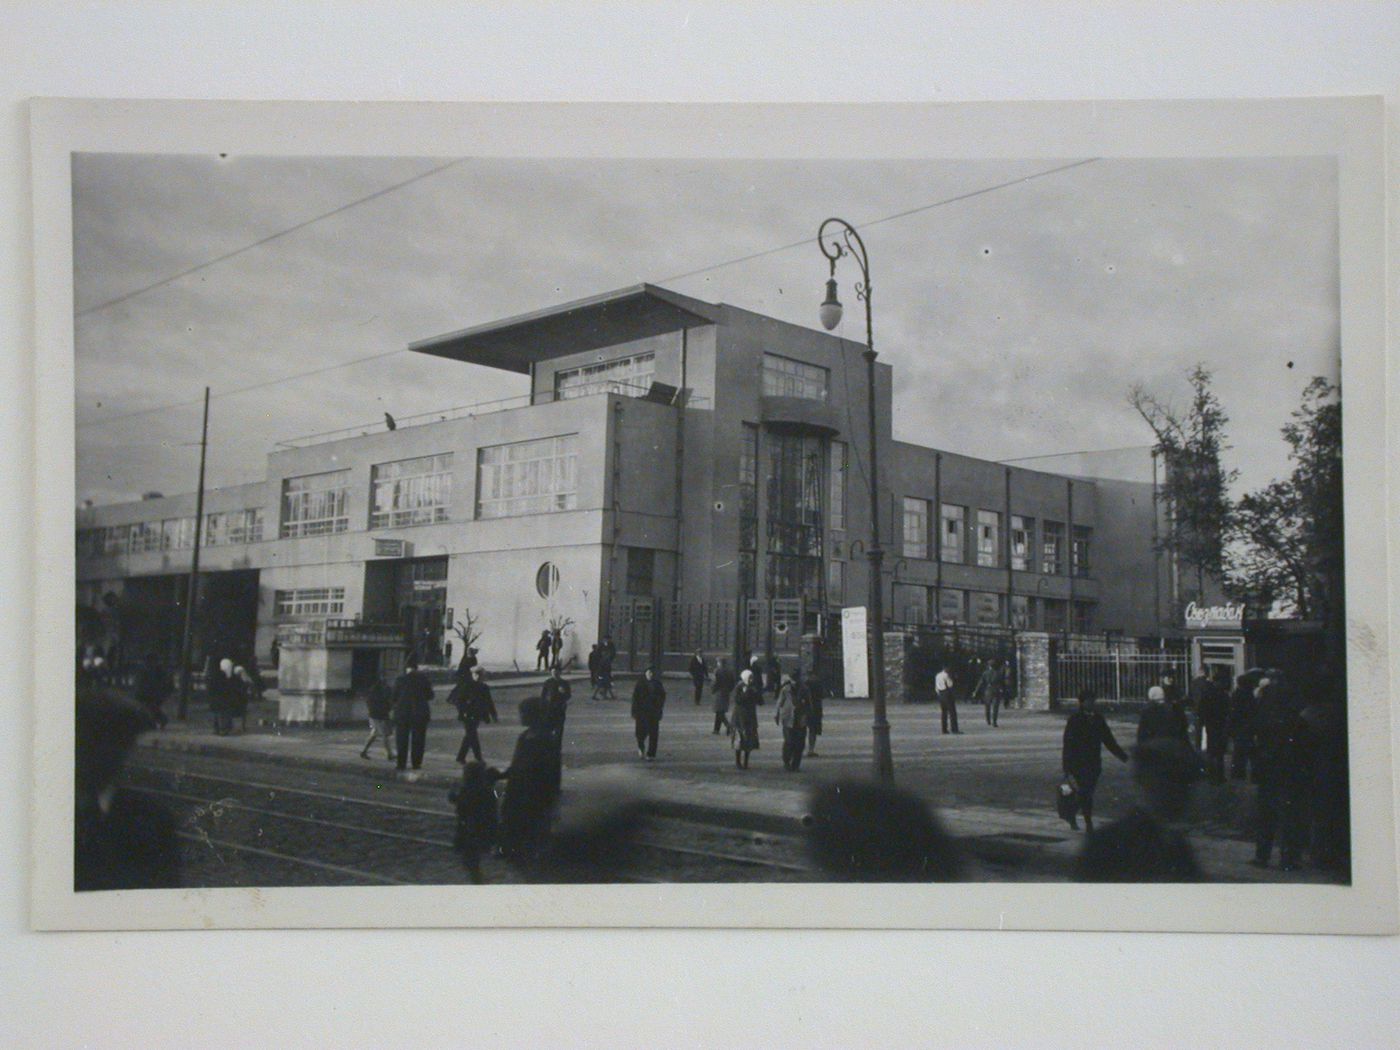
[373,538,409,558]
[1184,601,1244,630]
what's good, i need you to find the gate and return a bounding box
[609,597,802,671]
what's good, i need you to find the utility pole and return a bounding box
[177,387,210,720]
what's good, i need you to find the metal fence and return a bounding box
[1051,649,1189,704]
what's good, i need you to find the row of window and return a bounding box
[554,352,656,401]
[890,581,1094,632]
[900,499,1092,576]
[273,587,346,617]
[78,509,265,557]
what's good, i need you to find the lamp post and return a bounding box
[818,217,893,780]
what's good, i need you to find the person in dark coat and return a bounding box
[1191,667,1231,783]
[1228,669,1263,781]
[1061,689,1129,832]
[448,759,501,883]
[75,689,181,890]
[452,666,494,764]
[587,644,601,691]
[392,656,435,778]
[1075,736,1203,883]
[804,673,824,757]
[535,630,553,672]
[456,645,478,680]
[688,650,708,706]
[1250,670,1313,871]
[934,664,959,736]
[133,652,171,729]
[974,658,1008,727]
[747,654,766,694]
[592,645,615,701]
[498,696,559,861]
[775,673,809,772]
[630,667,666,760]
[711,658,736,734]
[1137,684,1190,746]
[730,669,763,769]
[208,657,236,736]
[230,664,256,733]
[360,674,396,761]
[540,665,572,791]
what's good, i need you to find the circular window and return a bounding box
[535,562,560,599]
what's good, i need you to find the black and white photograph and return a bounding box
[31,98,1393,932]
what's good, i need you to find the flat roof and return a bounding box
[408,284,720,374]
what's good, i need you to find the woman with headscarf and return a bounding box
[729,668,763,770]
[497,696,559,861]
[775,672,809,772]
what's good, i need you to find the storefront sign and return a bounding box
[841,606,869,698]
[373,538,409,558]
[1184,601,1244,630]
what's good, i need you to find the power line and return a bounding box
[75,158,463,318]
[998,443,1152,463]
[76,156,1098,430]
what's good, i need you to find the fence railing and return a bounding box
[1051,650,1189,704]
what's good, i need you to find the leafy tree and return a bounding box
[1129,365,1238,610]
[1225,376,1343,632]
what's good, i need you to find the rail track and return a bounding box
[123,754,816,886]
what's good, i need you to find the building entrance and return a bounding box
[364,556,449,665]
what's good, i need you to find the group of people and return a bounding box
[205,656,260,736]
[930,656,1012,734]
[586,637,617,700]
[1059,664,1349,878]
[704,654,824,771]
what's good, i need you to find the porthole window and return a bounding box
[536,562,560,599]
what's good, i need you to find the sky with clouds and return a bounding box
[73,153,1338,506]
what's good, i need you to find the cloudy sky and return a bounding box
[73,153,1338,505]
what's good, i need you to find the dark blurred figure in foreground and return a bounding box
[807,779,965,882]
[1227,669,1264,782]
[540,664,572,792]
[75,688,181,890]
[1060,689,1129,832]
[1298,678,1350,878]
[1136,683,1189,747]
[132,652,171,730]
[1188,666,1231,783]
[1250,669,1313,871]
[449,760,501,884]
[497,697,559,862]
[1076,737,1203,883]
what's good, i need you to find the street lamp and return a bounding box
[818,217,893,780]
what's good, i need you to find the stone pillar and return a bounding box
[1016,631,1052,711]
[883,630,911,705]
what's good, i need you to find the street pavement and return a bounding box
[133,672,1341,884]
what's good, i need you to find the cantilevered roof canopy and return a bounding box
[409,284,720,374]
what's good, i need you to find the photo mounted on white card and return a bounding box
[30,97,1392,932]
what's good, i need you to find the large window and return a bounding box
[281,470,351,538]
[827,560,845,606]
[738,424,759,598]
[938,588,967,623]
[1042,520,1065,575]
[130,521,162,553]
[371,453,453,529]
[274,587,346,617]
[624,547,655,596]
[829,440,847,532]
[1010,515,1035,571]
[764,430,824,602]
[976,509,1001,567]
[762,352,829,402]
[970,591,1003,627]
[101,525,130,555]
[893,583,930,624]
[1010,594,1032,629]
[160,517,196,551]
[1072,526,1093,578]
[940,504,965,564]
[554,351,656,400]
[902,497,930,559]
[476,434,578,519]
[205,508,265,547]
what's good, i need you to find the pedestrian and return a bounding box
[1185,667,1215,750]
[535,629,553,672]
[550,628,564,668]
[1060,689,1129,832]
[392,656,435,780]
[688,650,708,705]
[974,658,1007,727]
[133,652,171,729]
[935,663,959,735]
[444,639,453,667]
[75,688,181,890]
[747,653,766,694]
[457,645,478,679]
[359,674,396,761]
[1227,669,1262,782]
[775,672,809,772]
[1137,683,1189,746]
[1075,736,1203,883]
[709,658,736,733]
[1250,669,1312,871]
[452,666,494,764]
[599,636,617,665]
[804,673,824,757]
[498,696,559,861]
[593,645,615,701]
[230,664,255,733]
[540,664,572,792]
[207,657,234,735]
[448,759,501,883]
[587,643,601,693]
[730,668,763,770]
[765,654,782,696]
[630,666,666,760]
[1194,667,1231,784]
[269,636,280,669]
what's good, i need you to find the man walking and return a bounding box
[630,666,666,760]
[975,658,1007,728]
[1061,689,1129,832]
[711,657,736,734]
[535,629,553,672]
[688,650,708,705]
[540,664,572,791]
[360,673,396,761]
[392,657,435,780]
[935,663,959,735]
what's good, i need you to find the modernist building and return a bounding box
[76,285,1169,683]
